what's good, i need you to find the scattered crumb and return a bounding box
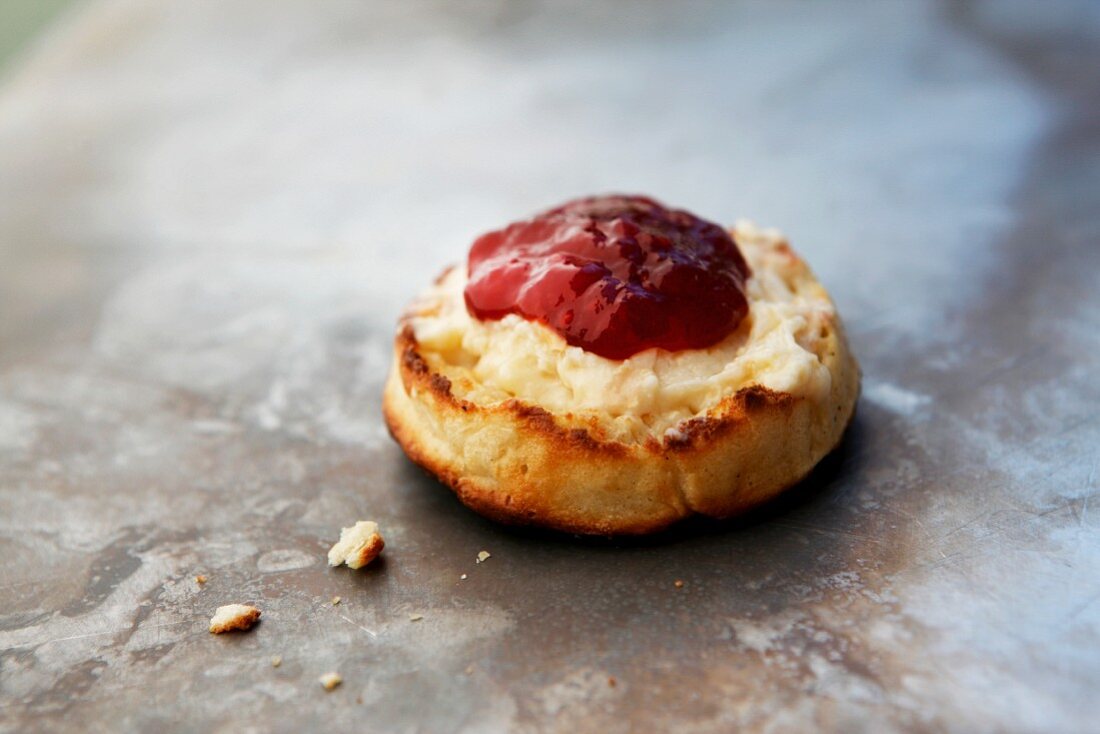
[327,521,385,570]
[476,550,491,564]
[674,580,684,589]
[409,613,424,622]
[465,665,475,675]
[460,574,468,580]
[332,596,341,606]
[195,575,207,585]
[209,604,261,634]
[271,655,282,668]
[319,672,342,691]
[608,676,617,688]
[356,695,363,704]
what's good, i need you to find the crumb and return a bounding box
[409,613,424,622]
[208,604,261,634]
[465,665,475,675]
[328,521,385,569]
[271,655,282,668]
[195,575,207,585]
[476,550,491,564]
[460,574,468,580]
[319,672,342,691]
[332,596,341,606]
[674,580,684,588]
[356,695,363,704]
[608,676,617,687]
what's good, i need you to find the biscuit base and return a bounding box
[382,321,860,536]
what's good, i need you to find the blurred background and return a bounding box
[1,2,1098,732]
[0,1,72,71]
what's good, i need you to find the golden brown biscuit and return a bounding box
[383,220,859,535]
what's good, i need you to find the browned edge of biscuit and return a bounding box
[395,322,798,455]
[383,319,857,536]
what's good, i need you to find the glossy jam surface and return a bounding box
[464,195,751,360]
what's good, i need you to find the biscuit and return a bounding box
[384,219,859,535]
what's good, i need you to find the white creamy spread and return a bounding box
[409,222,835,438]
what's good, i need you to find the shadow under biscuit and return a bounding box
[390,406,867,550]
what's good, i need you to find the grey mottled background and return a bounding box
[1,1,1099,732]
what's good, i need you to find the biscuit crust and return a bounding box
[383,237,860,535]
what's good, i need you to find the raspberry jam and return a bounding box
[463,195,751,360]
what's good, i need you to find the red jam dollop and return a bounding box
[463,195,752,360]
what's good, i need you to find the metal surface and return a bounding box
[1,1,1099,731]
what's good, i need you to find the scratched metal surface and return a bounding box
[1,1,1099,732]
